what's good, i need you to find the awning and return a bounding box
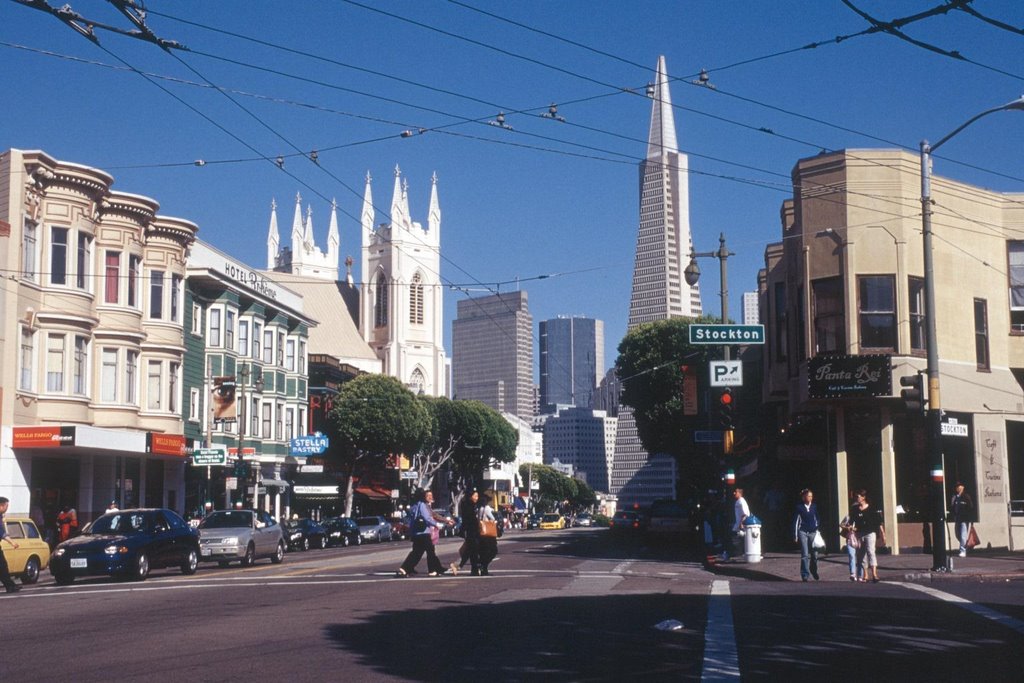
[354,486,392,501]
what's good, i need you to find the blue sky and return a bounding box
[3,1,1022,375]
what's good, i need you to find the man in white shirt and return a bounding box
[725,488,750,560]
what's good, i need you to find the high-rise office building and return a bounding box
[742,291,760,325]
[611,56,701,506]
[451,291,534,421]
[543,408,617,494]
[539,316,604,412]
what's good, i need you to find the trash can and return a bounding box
[744,514,763,563]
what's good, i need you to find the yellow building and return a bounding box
[760,149,1024,552]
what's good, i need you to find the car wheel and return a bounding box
[319,536,327,550]
[181,549,198,575]
[54,572,75,586]
[301,537,310,551]
[22,556,41,584]
[134,553,150,581]
[242,543,256,567]
[271,542,284,564]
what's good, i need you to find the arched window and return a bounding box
[409,272,424,324]
[375,272,388,327]
[409,368,426,395]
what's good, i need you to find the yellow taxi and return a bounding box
[3,516,51,584]
[539,513,566,530]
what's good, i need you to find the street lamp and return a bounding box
[237,364,265,510]
[919,96,1024,572]
[685,233,734,360]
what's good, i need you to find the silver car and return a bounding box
[198,509,285,566]
[356,516,393,543]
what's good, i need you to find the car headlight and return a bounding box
[290,533,301,540]
[104,545,128,555]
[221,537,239,546]
[330,531,340,537]
[53,548,66,557]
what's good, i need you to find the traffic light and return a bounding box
[900,373,925,414]
[718,388,735,430]
[233,459,248,478]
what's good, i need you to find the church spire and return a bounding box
[267,198,279,269]
[646,55,679,160]
[303,204,314,250]
[428,171,441,245]
[290,192,304,251]
[390,165,408,230]
[328,198,340,266]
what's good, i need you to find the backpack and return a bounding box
[407,504,428,535]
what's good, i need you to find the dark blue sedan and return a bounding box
[50,508,200,584]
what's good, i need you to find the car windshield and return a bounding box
[542,514,560,523]
[89,512,149,535]
[199,511,253,529]
[356,518,379,526]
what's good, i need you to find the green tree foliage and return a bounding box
[519,464,595,512]
[415,398,517,492]
[326,374,431,515]
[615,316,722,488]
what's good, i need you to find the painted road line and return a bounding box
[702,580,740,681]
[895,582,1024,636]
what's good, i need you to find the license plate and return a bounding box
[70,558,87,568]
[201,548,212,556]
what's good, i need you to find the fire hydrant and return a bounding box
[744,514,762,563]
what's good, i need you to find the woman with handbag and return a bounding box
[396,489,453,578]
[849,489,886,583]
[840,491,863,582]
[793,489,820,582]
[477,494,499,576]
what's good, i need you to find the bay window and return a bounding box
[858,275,896,350]
[50,227,68,285]
[149,270,165,319]
[105,251,120,303]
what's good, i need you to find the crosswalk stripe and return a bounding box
[702,580,740,681]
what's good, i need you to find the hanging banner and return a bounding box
[212,375,237,422]
[681,365,698,416]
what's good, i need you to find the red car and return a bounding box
[390,519,409,540]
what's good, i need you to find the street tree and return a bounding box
[414,398,517,509]
[326,374,430,516]
[615,316,722,491]
[520,464,585,513]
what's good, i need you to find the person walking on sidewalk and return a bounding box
[0,497,23,594]
[840,492,863,582]
[950,482,974,558]
[793,488,820,581]
[850,489,886,582]
[723,488,750,561]
[477,493,499,576]
[397,489,453,578]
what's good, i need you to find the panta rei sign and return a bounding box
[807,355,892,399]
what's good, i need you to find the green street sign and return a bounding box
[689,324,765,345]
[192,448,227,466]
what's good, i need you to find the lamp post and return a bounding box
[237,363,265,510]
[685,233,734,457]
[920,96,1024,572]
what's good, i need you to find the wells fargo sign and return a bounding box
[147,433,187,457]
[13,426,76,448]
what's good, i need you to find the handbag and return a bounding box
[847,531,860,549]
[966,524,980,549]
[479,518,498,538]
[812,530,826,550]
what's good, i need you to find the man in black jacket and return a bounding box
[950,482,974,557]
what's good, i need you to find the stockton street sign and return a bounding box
[689,324,765,345]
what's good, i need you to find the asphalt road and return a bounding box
[3,529,1022,682]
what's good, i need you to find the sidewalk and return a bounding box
[707,546,1024,583]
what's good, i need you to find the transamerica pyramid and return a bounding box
[611,56,702,507]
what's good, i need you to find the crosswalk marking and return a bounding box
[894,581,1024,636]
[702,580,740,681]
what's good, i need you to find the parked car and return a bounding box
[197,509,285,567]
[647,499,696,538]
[323,517,363,547]
[283,518,329,551]
[526,514,541,530]
[50,508,199,584]
[3,516,50,584]
[573,513,594,527]
[609,510,647,534]
[356,516,393,543]
[539,513,566,530]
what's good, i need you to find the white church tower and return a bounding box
[266,192,340,280]
[360,167,447,397]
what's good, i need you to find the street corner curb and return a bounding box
[901,571,1024,583]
